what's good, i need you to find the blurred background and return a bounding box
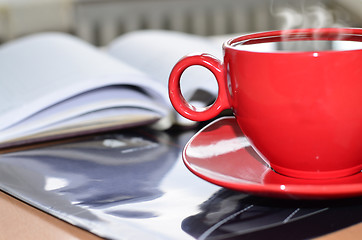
[0,0,361,46]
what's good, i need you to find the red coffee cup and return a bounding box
[169,28,362,180]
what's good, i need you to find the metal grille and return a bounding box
[74,0,274,45]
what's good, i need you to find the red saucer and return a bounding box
[183,117,362,199]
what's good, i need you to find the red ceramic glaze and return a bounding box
[169,28,362,180]
[183,117,362,199]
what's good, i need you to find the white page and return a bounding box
[0,32,167,130]
[0,86,168,142]
[0,108,161,146]
[107,30,222,99]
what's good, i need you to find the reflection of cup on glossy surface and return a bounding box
[169,28,362,180]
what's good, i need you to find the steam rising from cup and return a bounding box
[270,1,350,51]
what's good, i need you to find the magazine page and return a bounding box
[0,128,359,239]
[107,30,222,103]
[107,30,226,126]
[0,32,168,132]
[0,86,170,147]
[0,108,161,149]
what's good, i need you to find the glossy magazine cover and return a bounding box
[0,127,360,239]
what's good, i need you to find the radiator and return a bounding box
[73,0,359,45]
[0,0,359,45]
[74,0,275,45]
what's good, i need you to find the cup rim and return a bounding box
[224,27,362,54]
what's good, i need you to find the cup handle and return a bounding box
[169,53,231,121]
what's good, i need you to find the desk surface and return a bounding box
[0,126,360,240]
[0,191,101,239]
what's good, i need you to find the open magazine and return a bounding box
[0,30,222,148]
